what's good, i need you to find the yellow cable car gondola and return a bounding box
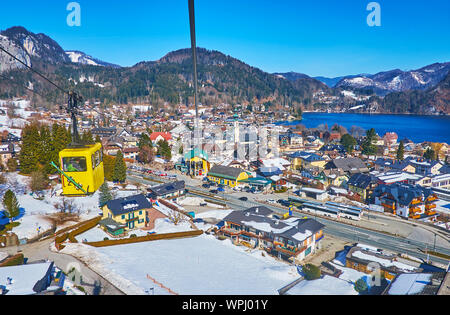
[57,143,105,196]
[51,92,105,196]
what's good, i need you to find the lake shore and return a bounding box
[277,112,450,144]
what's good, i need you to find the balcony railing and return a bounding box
[381,203,395,209]
[409,207,421,214]
[220,227,242,236]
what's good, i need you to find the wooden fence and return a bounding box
[54,216,102,250]
[85,230,203,248]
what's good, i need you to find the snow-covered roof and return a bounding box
[388,273,433,295]
[0,262,53,295]
[351,251,417,272]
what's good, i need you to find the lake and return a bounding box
[277,113,450,144]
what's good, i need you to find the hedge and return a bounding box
[0,253,24,267]
[86,230,203,248]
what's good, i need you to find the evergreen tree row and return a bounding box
[19,123,71,174]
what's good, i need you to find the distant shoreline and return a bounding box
[301,111,449,117]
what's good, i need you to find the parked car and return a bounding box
[278,200,291,207]
[202,184,210,189]
[210,189,218,194]
[267,199,276,204]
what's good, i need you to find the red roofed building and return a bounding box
[150,132,172,144]
[383,132,398,147]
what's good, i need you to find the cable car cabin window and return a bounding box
[95,150,101,166]
[91,151,101,169]
[63,157,87,172]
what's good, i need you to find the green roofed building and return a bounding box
[184,148,210,177]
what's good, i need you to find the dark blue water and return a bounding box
[277,113,450,143]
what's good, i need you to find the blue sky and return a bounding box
[0,0,449,77]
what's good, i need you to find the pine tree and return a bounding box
[362,128,377,156]
[354,278,368,294]
[424,148,436,160]
[81,130,94,145]
[95,135,101,144]
[396,141,405,160]
[49,123,71,171]
[2,190,20,224]
[99,182,113,207]
[103,155,116,181]
[157,140,172,160]
[38,125,53,174]
[19,123,41,174]
[7,158,17,172]
[113,150,127,183]
[138,133,151,149]
[341,134,357,154]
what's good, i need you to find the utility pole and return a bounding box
[188,0,200,151]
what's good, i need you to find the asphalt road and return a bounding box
[129,172,450,266]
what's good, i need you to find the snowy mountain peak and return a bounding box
[65,50,121,68]
[336,62,450,96]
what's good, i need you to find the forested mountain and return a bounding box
[0,27,329,110]
[0,26,448,115]
[381,71,450,114]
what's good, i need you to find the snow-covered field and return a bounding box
[60,234,300,295]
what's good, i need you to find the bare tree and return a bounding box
[167,209,187,226]
[54,198,79,214]
[29,171,49,193]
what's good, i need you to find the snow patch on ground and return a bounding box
[287,275,357,295]
[178,197,224,209]
[195,209,234,221]
[150,218,194,234]
[59,243,146,295]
